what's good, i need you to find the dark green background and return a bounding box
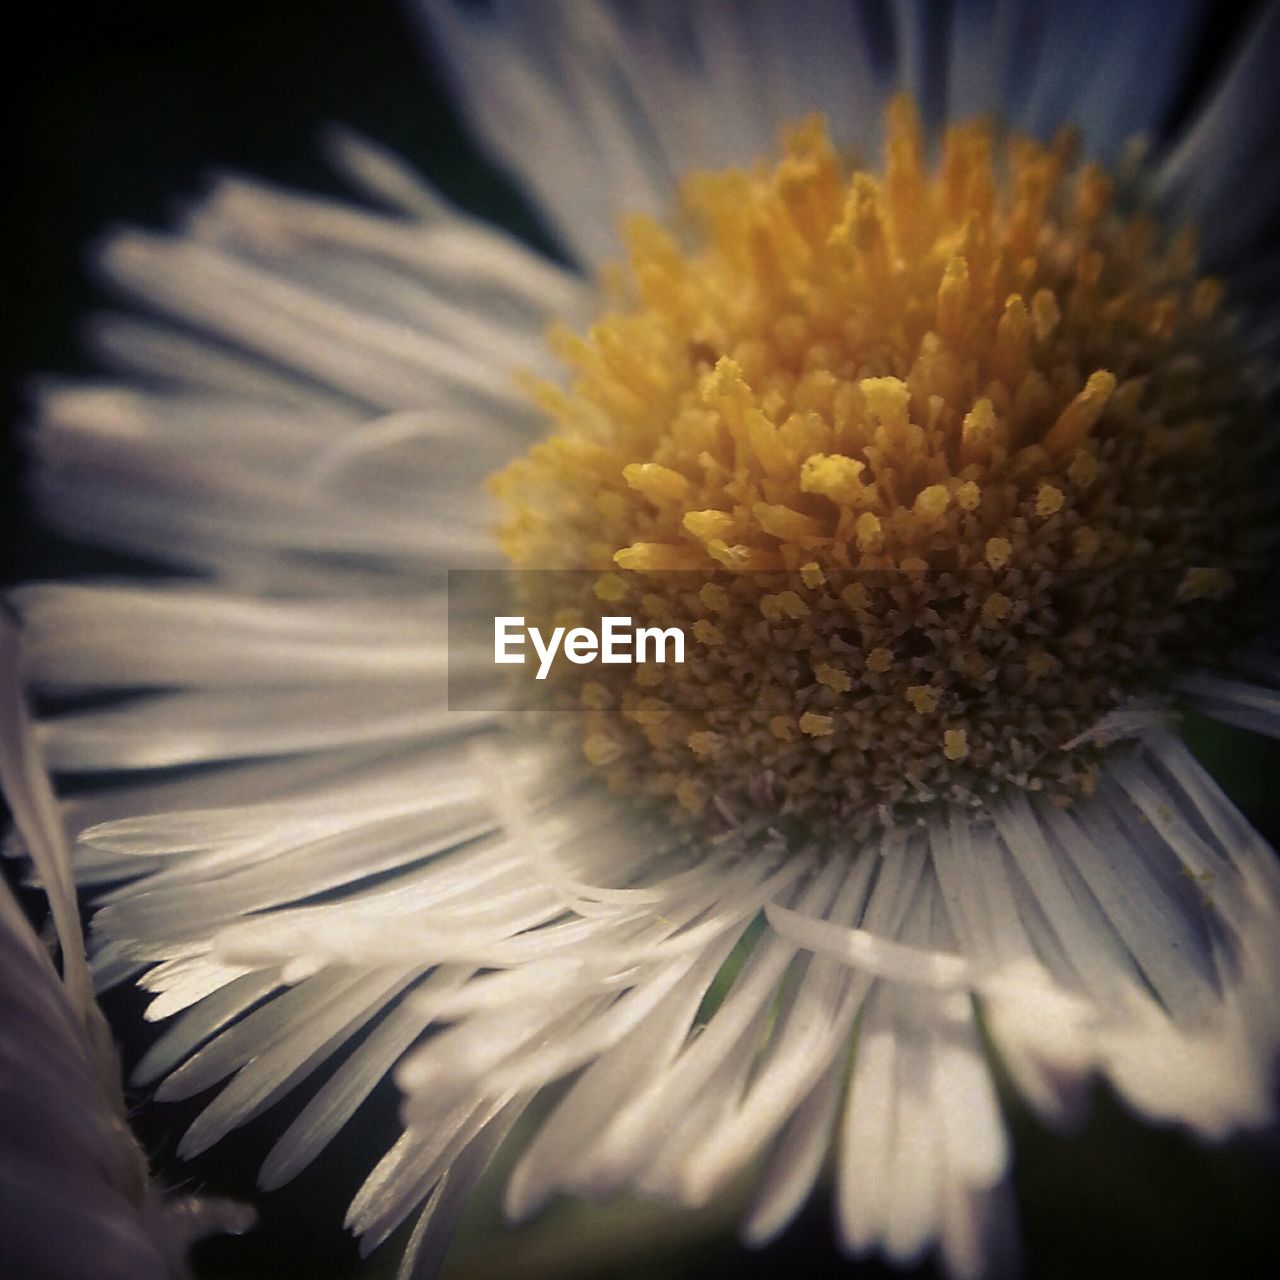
[5,3,1278,1279]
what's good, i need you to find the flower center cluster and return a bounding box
[493,100,1268,844]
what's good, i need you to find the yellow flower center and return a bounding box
[492,99,1268,842]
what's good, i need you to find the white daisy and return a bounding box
[0,619,252,1278]
[6,3,1280,1278]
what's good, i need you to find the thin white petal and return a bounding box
[1156,0,1280,263]
[1179,671,1280,740]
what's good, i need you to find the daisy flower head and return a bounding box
[6,2,1280,1278]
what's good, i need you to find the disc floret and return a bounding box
[493,101,1268,841]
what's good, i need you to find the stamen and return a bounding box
[492,100,1270,844]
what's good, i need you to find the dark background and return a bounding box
[5,3,1280,1279]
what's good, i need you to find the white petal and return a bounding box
[40,685,493,772]
[395,1099,526,1280]
[740,1047,845,1247]
[260,972,465,1191]
[417,0,888,269]
[1156,0,1280,264]
[0,618,93,1012]
[17,583,450,691]
[1013,0,1203,156]
[133,969,282,1085]
[1179,671,1280,740]
[680,854,878,1207]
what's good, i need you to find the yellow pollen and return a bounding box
[594,573,628,602]
[1035,484,1065,517]
[683,509,736,543]
[769,715,796,741]
[754,502,823,544]
[983,592,1013,622]
[493,101,1268,843]
[915,484,951,520]
[1043,370,1117,455]
[761,590,808,622]
[623,462,691,502]
[614,542,702,571]
[692,618,725,646]
[800,561,826,589]
[907,685,941,714]
[961,397,1003,464]
[860,376,911,431]
[815,662,853,693]
[855,512,883,552]
[985,537,1013,570]
[699,582,730,612]
[688,730,726,758]
[800,453,867,503]
[866,647,894,674]
[800,712,836,738]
